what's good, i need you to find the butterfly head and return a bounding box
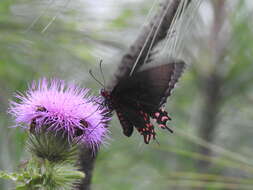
[100,88,110,98]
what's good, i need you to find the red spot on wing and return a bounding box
[161,116,169,122]
[151,108,173,133]
[155,112,160,117]
[137,109,156,144]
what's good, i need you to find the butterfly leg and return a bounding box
[151,108,173,133]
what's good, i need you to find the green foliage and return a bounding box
[110,9,134,28]
[1,131,84,190]
[1,0,253,189]
[0,157,84,190]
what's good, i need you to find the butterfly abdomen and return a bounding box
[115,109,134,137]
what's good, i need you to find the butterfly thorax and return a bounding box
[100,88,115,111]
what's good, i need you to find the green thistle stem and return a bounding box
[0,131,85,190]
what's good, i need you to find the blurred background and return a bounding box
[1,0,253,189]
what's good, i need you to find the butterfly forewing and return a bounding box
[112,59,185,114]
[159,60,185,107]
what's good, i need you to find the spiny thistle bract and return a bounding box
[9,78,110,151]
[26,131,79,163]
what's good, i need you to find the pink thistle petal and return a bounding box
[9,78,110,151]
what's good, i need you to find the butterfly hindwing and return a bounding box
[103,59,185,143]
[115,104,155,143]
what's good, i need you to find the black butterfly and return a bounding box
[100,59,185,144]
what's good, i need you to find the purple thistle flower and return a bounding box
[9,78,110,150]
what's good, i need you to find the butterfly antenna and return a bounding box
[89,69,105,87]
[99,60,106,86]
